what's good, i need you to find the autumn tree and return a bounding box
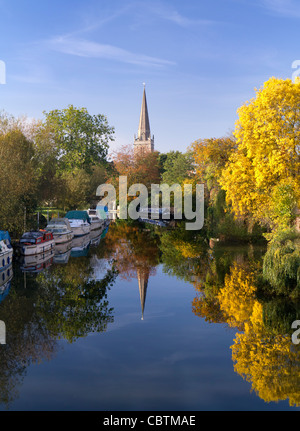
[220,78,300,232]
[189,136,255,240]
[108,145,161,202]
[190,136,236,197]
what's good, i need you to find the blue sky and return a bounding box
[0,0,299,154]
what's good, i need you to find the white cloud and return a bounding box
[47,35,176,69]
[78,1,217,32]
[259,0,300,17]
[148,4,216,27]
[123,1,217,29]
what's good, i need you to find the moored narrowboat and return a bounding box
[18,231,55,256]
[46,218,74,244]
[65,210,91,237]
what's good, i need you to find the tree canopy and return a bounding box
[41,104,115,173]
[0,129,38,234]
[220,78,300,231]
[160,150,195,185]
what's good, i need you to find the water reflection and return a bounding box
[105,222,300,407]
[70,234,91,258]
[18,249,54,273]
[0,264,12,304]
[0,227,116,407]
[99,221,160,319]
[158,227,300,408]
[0,221,299,409]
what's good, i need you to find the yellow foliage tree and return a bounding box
[190,136,236,196]
[220,77,300,229]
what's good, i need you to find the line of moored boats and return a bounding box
[0,208,109,265]
[16,208,109,256]
[0,208,110,303]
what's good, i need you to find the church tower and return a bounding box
[134,84,154,157]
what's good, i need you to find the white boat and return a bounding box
[18,231,55,256]
[65,210,91,237]
[87,208,104,231]
[45,218,74,244]
[0,231,13,271]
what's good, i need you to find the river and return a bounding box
[0,220,299,411]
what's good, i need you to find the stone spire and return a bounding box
[138,84,151,140]
[134,84,154,156]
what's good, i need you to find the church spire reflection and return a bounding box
[99,221,160,320]
[137,267,150,320]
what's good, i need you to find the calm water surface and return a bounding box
[0,222,299,411]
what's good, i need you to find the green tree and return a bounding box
[41,105,115,173]
[0,129,38,235]
[262,229,300,297]
[161,151,194,185]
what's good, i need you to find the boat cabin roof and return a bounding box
[65,210,91,223]
[22,232,43,239]
[20,231,53,241]
[0,231,11,243]
[47,218,72,229]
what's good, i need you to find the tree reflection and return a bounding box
[231,301,300,407]
[0,221,299,409]
[35,255,117,343]
[0,249,117,407]
[100,221,160,277]
[200,243,300,407]
[0,268,57,407]
[159,221,209,282]
[158,224,300,407]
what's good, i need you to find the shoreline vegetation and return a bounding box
[0,76,299,293]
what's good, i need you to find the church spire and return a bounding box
[134,84,154,156]
[138,84,151,141]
